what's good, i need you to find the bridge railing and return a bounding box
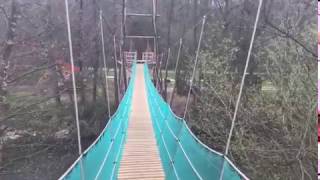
[124,51,137,64]
[59,64,137,180]
[142,51,156,64]
[144,64,249,180]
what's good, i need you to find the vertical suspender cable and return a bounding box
[163,48,171,100]
[152,0,157,54]
[169,38,182,106]
[64,0,84,179]
[164,48,171,76]
[152,0,159,88]
[119,44,124,94]
[113,35,121,102]
[121,0,128,89]
[100,11,111,118]
[157,53,164,91]
[219,0,263,179]
[183,16,206,119]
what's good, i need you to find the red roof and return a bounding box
[63,63,80,73]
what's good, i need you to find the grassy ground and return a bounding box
[0,76,117,179]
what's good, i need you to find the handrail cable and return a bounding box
[150,90,202,179]
[110,65,136,179]
[147,77,202,180]
[58,70,133,180]
[110,131,126,179]
[149,100,180,180]
[146,77,181,180]
[148,72,248,179]
[95,65,135,180]
[94,97,129,180]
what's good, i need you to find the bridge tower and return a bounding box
[121,0,159,65]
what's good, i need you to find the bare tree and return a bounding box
[0,0,20,112]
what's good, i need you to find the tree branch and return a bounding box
[0,88,69,122]
[263,15,316,58]
[7,63,56,84]
[0,6,9,20]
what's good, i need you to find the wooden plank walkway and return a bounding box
[118,64,165,180]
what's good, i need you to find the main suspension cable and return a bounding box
[113,35,121,102]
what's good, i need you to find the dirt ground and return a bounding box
[0,136,94,180]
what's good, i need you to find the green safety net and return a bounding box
[144,64,246,180]
[59,63,247,180]
[59,64,136,180]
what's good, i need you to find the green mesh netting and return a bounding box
[144,64,245,180]
[59,64,136,180]
[59,63,246,180]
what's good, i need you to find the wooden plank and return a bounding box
[118,64,165,180]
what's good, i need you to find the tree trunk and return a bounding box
[113,36,119,105]
[44,0,62,107]
[121,0,128,90]
[0,0,19,112]
[92,0,100,104]
[77,0,86,106]
[119,44,124,96]
[0,144,2,165]
[158,53,164,92]
[167,0,174,48]
[164,50,170,101]
[118,62,123,97]
[193,0,198,52]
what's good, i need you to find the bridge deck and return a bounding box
[118,64,165,179]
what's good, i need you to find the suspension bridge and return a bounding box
[58,0,263,179]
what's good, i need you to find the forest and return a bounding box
[0,0,317,179]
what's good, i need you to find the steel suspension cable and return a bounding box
[99,11,111,118]
[147,75,202,179]
[163,48,171,99]
[64,0,84,179]
[157,53,164,90]
[120,0,128,90]
[119,44,124,94]
[219,0,263,179]
[183,16,206,119]
[113,35,121,102]
[145,77,182,180]
[169,38,183,106]
[147,72,247,179]
[152,0,158,54]
[164,48,171,76]
[152,0,160,88]
[101,11,121,102]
